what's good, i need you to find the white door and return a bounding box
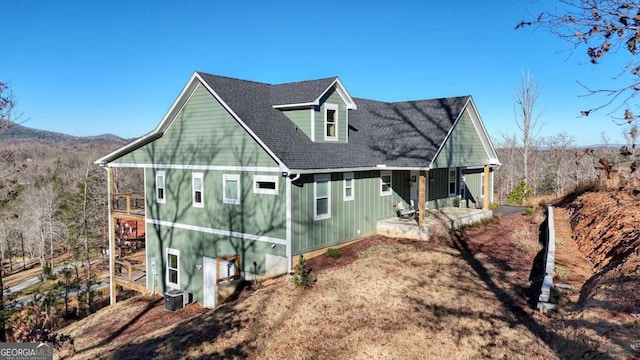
[409,170,419,206]
[203,257,217,309]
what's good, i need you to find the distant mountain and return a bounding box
[0,121,127,143]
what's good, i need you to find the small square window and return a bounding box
[223,174,241,205]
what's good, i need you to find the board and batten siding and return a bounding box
[145,168,286,240]
[110,82,278,168]
[432,108,490,169]
[314,87,348,143]
[281,108,314,140]
[292,171,409,255]
[145,224,285,304]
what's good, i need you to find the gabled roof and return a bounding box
[96,71,498,171]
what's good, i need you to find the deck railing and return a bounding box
[112,192,145,216]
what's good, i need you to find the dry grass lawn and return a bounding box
[60,218,558,359]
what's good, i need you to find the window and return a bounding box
[223,174,241,205]
[324,103,338,141]
[155,171,165,204]
[314,174,331,220]
[448,169,457,196]
[380,171,392,196]
[480,173,485,201]
[167,248,180,288]
[217,255,240,283]
[253,175,278,195]
[192,172,204,208]
[343,172,354,201]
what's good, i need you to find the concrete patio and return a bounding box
[377,207,493,241]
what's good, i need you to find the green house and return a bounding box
[96,71,500,308]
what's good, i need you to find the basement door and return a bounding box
[203,257,217,309]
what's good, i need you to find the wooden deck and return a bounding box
[112,193,145,220]
[377,207,493,241]
[114,259,147,293]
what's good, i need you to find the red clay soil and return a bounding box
[560,187,640,314]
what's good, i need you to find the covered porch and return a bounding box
[377,207,493,241]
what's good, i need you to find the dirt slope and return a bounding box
[551,187,640,358]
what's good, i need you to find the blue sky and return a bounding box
[0,0,633,145]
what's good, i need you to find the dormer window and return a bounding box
[324,104,338,141]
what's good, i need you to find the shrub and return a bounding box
[452,196,460,207]
[326,248,342,260]
[507,180,532,205]
[292,254,316,288]
[523,207,535,216]
[489,202,500,210]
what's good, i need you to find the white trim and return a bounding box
[192,172,204,208]
[143,169,150,292]
[343,172,354,201]
[380,170,392,196]
[314,174,331,220]
[146,218,288,245]
[310,108,315,142]
[223,174,241,205]
[448,168,457,197]
[272,101,317,109]
[253,174,279,195]
[285,176,293,272]
[324,103,339,141]
[155,170,166,204]
[345,105,349,143]
[97,72,287,171]
[317,78,357,110]
[105,163,281,172]
[166,248,180,289]
[105,168,115,305]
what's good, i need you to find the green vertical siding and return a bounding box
[427,168,460,209]
[432,108,490,168]
[314,87,348,143]
[146,224,285,304]
[111,83,278,167]
[292,170,409,254]
[282,108,313,140]
[145,168,286,240]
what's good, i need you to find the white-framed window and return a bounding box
[253,175,278,195]
[314,174,331,220]
[448,168,457,196]
[380,171,392,196]
[343,172,354,201]
[324,103,338,141]
[155,171,166,204]
[167,248,180,288]
[223,174,241,205]
[217,255,240,283]
[192,172,204,208]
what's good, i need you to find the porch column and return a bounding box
[108,167,117,305]
[483,165,490,210]
[418,170,426,226]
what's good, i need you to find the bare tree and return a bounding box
[514,71,543,185]
[518,0,640,119]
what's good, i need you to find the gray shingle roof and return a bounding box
[197,72,469,170]
[270,77,337,106]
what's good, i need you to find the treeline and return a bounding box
[0,140,141,312]
[494,133,639,204]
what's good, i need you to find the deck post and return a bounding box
[418,170,426,226]
[108,167,117,305]
[483,165,490,210]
